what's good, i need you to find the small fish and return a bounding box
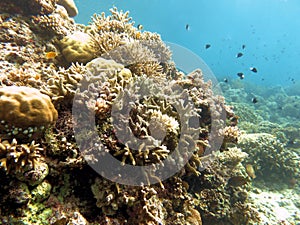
[223,78,228,83]
[135,31,141,39]
[205,44,211,49]
[245,164,256,179]
[252,97,258,104]
[185,24,190,31]
[227,176,248,187]
[137,24,143,30]
[236,52,243,58]
[45,51,57,59]
[250,67,258,73]
[242,44,246,49]
[237,72,244,79]
[290,78,296,84]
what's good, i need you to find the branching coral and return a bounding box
[238,133,299,182]
[72,56,238,186]
[0,138,43,174]
[31,13,72,37]
[89,7,134,34]
[41,62,86,106]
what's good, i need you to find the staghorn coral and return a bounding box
[89,7,134,34]
[72,57,237,183]
[101,40,168,78]
[88,7,172,74]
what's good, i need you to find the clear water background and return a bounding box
[74,0,300,88]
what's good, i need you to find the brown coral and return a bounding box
[0,86,58,129]
[0,0,56,16]
[0,138,43,174]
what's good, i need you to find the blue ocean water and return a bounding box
[74,0,300,87]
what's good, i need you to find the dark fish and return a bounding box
[237,72,244,79]
[137,24,143,30]
[227,176,248,187]
[205,44,211,49]
[185,24,190,31]
[224,78,228,83]
[252,97,258,104]
[250,67,258,73]
[290,78,296,84]
[236,52,243,58]
[242,44,246,49]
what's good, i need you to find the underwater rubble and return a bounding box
[1,0,298,225]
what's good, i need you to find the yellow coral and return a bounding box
[0,86,58,128]
[58,31,96,63]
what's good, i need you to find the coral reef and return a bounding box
[238,133,299,183]
[0,2,264,225]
